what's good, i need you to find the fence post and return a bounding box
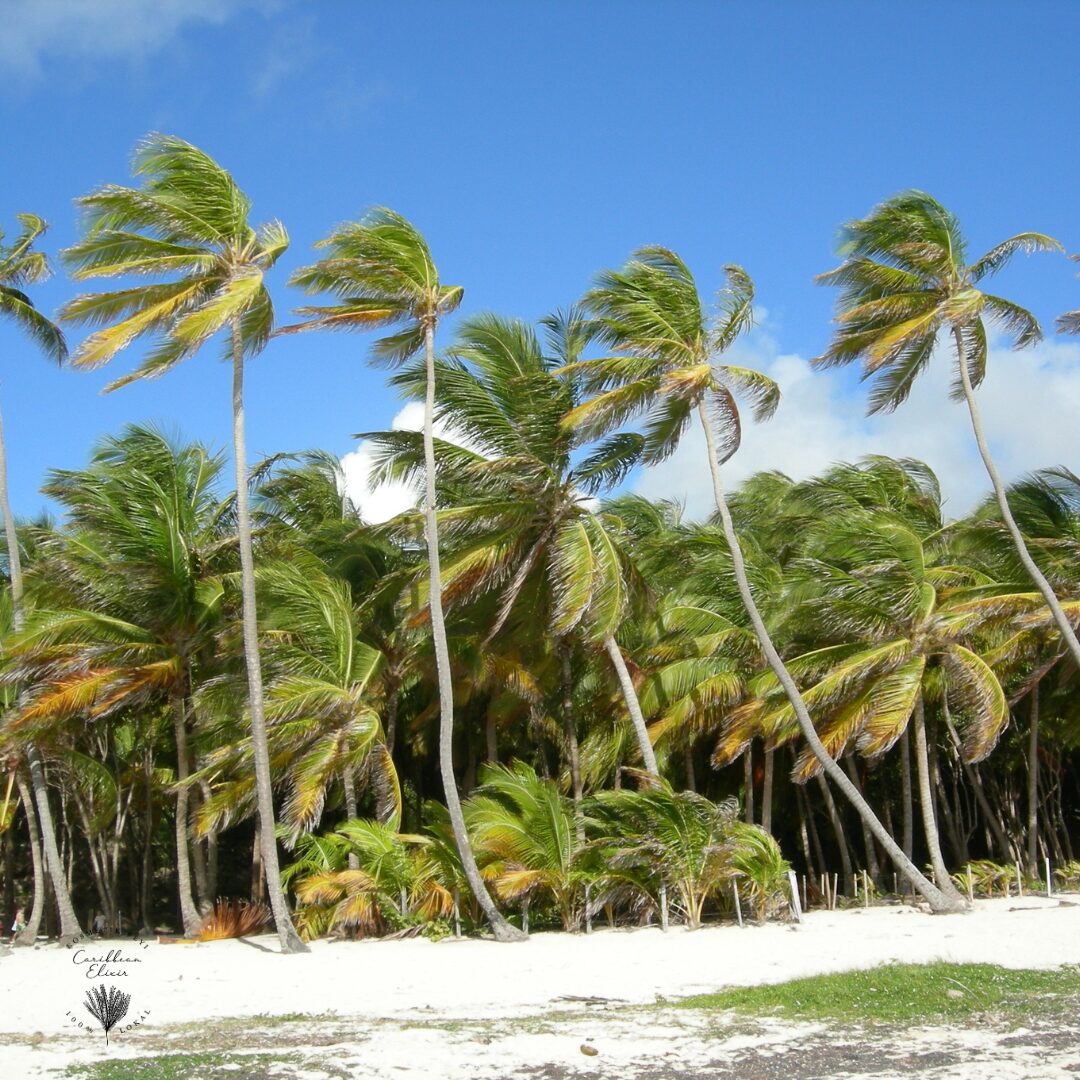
[733,883,744,928]
[788,869,803,923]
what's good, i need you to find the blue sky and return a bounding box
[2,0,1078,519]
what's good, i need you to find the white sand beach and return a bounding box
[2,895,1078,1077]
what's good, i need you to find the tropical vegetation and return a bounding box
[0,140,1078,944]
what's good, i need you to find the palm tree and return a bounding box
[815,192,1079,671]
[365,311,659,780]
[10,426,233,934]
[60,134,306,952]
[286,209,524,941]
[573,248,959,910]
[0,212,82,940]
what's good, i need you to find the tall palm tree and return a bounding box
[10,427,229,935]
[366,311,659,780]
[572,248,958,910]
[0,212,82,940]
[815,192,1079,670]
[59,134,306,952]
[286,209,524,941]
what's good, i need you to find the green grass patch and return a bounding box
[675,962,1080,1026]
[64,1051,302,1079]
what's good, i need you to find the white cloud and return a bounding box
[339,401,484,525]
[0,0,263,75]
[634,334,1080,521]
[339,403,423,525]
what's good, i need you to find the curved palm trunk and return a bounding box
[421,322,525,943]
[815,771,854,897]
[1026,680,1040,874]
[15,772,44,945]
[0,400,83,940]
[743,751,754,824]
[911,695,965,903]
[696,402,963,912]
[900,729,914,861]
[955,330,1080,668]
[230,324,307,955]
[170,694,201,936]
[602,633,660,777]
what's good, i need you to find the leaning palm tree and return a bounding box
[815,191,1079,671]
[285,209,525,941]
[0,213,82,940]
[59,134,306,952]
[572,248,959,910]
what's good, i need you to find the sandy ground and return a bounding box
[1,895,1078,1077]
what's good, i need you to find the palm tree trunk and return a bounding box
[343,769,360,871]
[0,397,82,939]
[140,749,154,933]
[900,728,914,861]
[602,634,660,777]
[1026,679,1040,875]
[25,747,82,939]
[911,695,965,903]
[695,401,961,912]
[170,694,201,936]
[815,772,854,897]
[421,321,525,943]
[15,773,44,945]
[230,322,307,955]
[560,640,584,813]
[845,756,882,885]
[955,328,1080,668]
[743,750,755,824]
[761,747,774,834]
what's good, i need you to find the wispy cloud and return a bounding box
[0,0,265,76]
[634,329,1080,520]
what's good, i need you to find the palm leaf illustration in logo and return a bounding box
[83,984,131,1045]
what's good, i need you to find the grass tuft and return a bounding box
[675,962,1080,1025]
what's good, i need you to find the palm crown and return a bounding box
[286,207,463,360]
[60,134,287,386]
[0,213,67,363]
[814,190,1061,413]
[566,248,778,465]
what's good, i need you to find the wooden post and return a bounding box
[965,864,974,904]
[1046,857,1053,898]
[862,869,870,909]
[584,884,592,935]
[659,883,669,931]
[788,870,803,923]
[1015,861,1024,898]
[801,874,808,912]
[452,889,461,939]
[832,873,839,911]
[893,873,898,896]
[522,896,530,935]
[733,883,744,928]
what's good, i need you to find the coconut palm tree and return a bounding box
[286,209,523,941]
[815,192,1078,672]
[8,426,229,935]
[0,212,82,940]
[59,134,305,952]
[365,311,658,780]
[572,248,959,910]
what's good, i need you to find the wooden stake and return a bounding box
[832,873,839,910]
[788,869,803,923]
[1015,861,1024,898]
[1046,857,1053,898]
[862,869,870,908]
[965,864,974,904]
[733,883,744,928]
[659,882,669,931]
[584,884,592,935]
